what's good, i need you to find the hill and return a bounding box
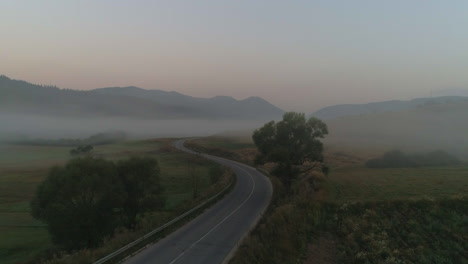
[0,75,283,120]
[311,96,468,120]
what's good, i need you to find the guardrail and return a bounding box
[93,178,234,264]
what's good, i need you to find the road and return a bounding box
[123,139,272,264]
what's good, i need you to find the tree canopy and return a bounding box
[31,157,124,249]
[117,157,165,229]
[253,112,328,188]
[31,156,165,250]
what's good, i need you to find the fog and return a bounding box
[1,101,467,162]
[0,113,269,141]
[324,102,468,160]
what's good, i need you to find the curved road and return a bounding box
[123,139,272,264]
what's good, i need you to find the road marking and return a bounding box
[168,164,256,264]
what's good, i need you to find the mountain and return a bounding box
[92,86,283,119]
[311,96,468,120]
[0,75,283,120]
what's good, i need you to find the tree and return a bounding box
[69,144,93,156]
[31,157,125,250]
[116,157,165,229]
[252,112,328,189]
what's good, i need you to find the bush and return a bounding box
[70,145,93,156]
[116,157,165,229]
[31,156,165,250]
[31,157,123,250]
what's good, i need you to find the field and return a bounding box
[316,158,468,263]
[190,136,254,150]
[329,166,468,202]
[191,136,468,264]
[0,139,219,264]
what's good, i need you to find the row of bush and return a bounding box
[366,150,461,168]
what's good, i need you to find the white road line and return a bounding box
[168,164,256,264]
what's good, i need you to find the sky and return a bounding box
[1,0,468,112]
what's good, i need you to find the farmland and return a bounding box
[0,139,223,264]
[190,136,468,264]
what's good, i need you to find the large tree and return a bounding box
[116,157,165,229]
[252,112,328,188]
[31,157,125,250]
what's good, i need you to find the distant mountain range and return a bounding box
[0,75,284,120]
[311,96,468,120]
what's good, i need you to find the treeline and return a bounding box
[31,156,164,250]
[366,150,461,168]
[13,131,127,146]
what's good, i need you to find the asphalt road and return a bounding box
[123,139,272,264]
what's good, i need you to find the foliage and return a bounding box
[230,175,323,264]
[116,157,165,229]
[30,156,167,250]
[30,157,124,250]
[32,162,235,264]
[70,145,93,156]
[232,179,468,264]
[329,199,468,264]
[252,112,328,188]
[366,150,461,168]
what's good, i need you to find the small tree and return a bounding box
[31,157,125,250]
[116,157,165,229]
[70,145,93,156]
[253,112,328,189]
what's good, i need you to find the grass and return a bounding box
[191,135,468,264]
[0,138,220,264]
[329,165,468,202]
[192,136,254,150]
[317,159,468,263]
[187,136,257,165]
[322,199,468,264]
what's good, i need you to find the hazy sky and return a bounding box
[1,1,468,112]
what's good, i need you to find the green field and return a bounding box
[329,165,468,202]
[0,139,218,264]
[312,164,468,264]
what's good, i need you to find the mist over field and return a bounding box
[323,100,468,159]
[0,113,268,141]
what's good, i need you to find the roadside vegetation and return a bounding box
[190,112,468,264]
[0,138,231,264]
